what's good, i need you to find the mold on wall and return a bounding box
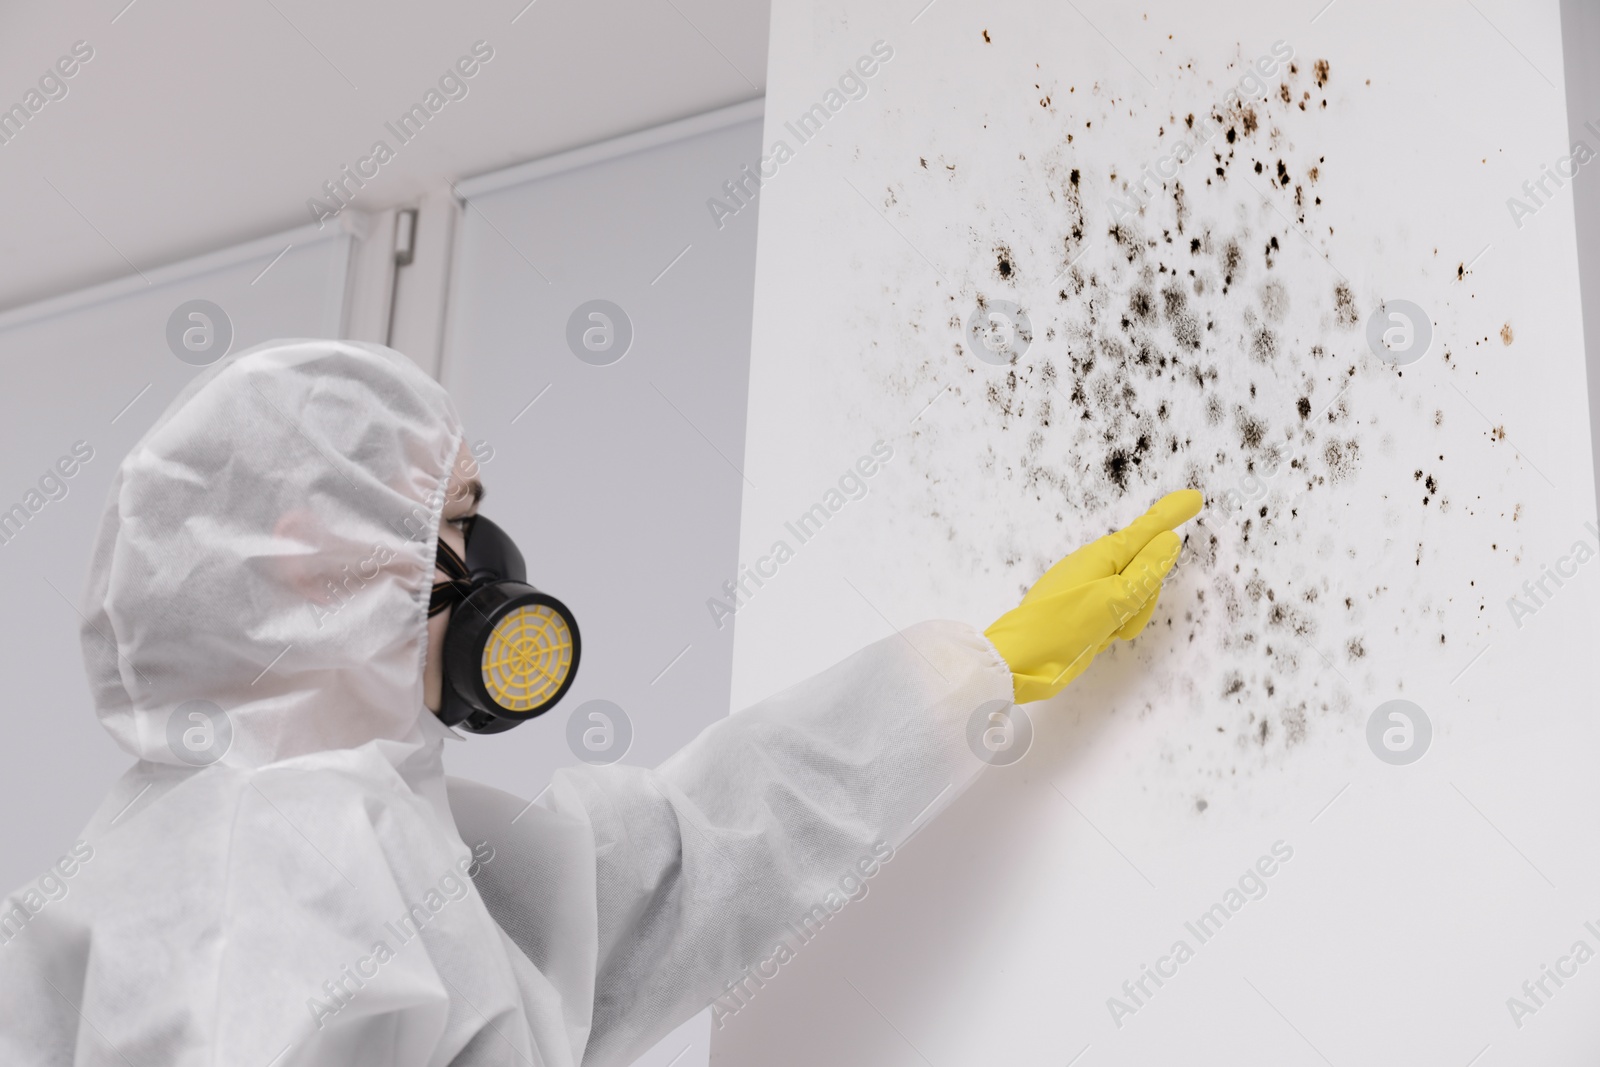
[791,40,1533,807]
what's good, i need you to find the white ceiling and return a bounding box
[0,0,769,313]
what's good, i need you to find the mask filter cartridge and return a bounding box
[431,514,580,733]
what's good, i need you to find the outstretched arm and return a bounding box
[453,491,1199,1067]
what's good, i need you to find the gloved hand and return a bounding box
[984,490,1202,703]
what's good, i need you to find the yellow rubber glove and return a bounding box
[984,490,1202,703]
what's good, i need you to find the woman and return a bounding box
[0,339,1194,1066]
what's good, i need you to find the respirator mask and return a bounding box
[429,514,581,733]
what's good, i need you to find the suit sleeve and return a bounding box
[552,620,1010,1067]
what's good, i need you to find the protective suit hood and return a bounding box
[81,339,459,766]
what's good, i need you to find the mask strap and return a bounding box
[436,535,470,581]
[429,534,473,617]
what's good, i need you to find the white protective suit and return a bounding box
[0,340,1011,1067]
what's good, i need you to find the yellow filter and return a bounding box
[481,604,575,712]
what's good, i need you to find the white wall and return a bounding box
[724,1,1600,1063]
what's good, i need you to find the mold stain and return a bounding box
[823,40,1504,805]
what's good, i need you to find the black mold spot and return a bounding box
[1333,284,1359,328]
[1251,326,1278,363]
[1323,437,1361,482]
[1237,410,1267,448]
[1221,239,1243,286]
[1130,288,1156,321]
[1104,449,1133,490]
